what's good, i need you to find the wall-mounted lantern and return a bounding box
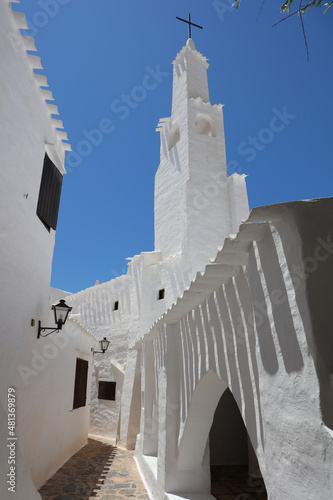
[37,299,72,339]
[92,337,110,355]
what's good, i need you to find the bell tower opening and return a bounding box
[210,388,267,499]
[195,114,214,136]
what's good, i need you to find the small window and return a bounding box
[98,381,116,401]
[158,289,165,300]
[73,358,89,410]
[37,153,63,230]
[113,301,119,311]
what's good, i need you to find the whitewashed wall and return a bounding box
[0,2,92,496]
[135,199,333,500]
[69,37,249,452]
[67,251,193,446]
[154,40,249,274]
[17,318,95,487]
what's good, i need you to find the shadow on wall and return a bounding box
[254,227,304,374]
[292,200,333,431]
[38,438,116,498]
[249,198,333,431]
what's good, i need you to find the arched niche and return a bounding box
[210,387,249,467]
[177,370,267,499]
[195,113,214,137]
[178,370,227,471]
[210,388,267,499]
[168,123,180,150]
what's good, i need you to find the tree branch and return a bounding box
[271,10,300,27]
[299,0,310,60]
[256,0,267,21]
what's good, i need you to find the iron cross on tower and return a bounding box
[176,13,203,39]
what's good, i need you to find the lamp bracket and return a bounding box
[92,349,106,355]
[37,321,59,339]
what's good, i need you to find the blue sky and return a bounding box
[15,0,333,293]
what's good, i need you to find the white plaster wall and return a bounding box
[186,99,232,271]
[67,272,138,362]
[19,319,95,487]
[0,294,95,492]
[136,199,333,500]
[0,403,40,500]
[66,269,139,443]
[247,200,333,498]
[155,43,210,260]
[68,250,193,445]
[154,122,189,258]
[70,39,249,452]
[89,360,124,442]
[228,173,249,234]
[171,41,210,109]
[0,3,90,495]
[155,39,248,274]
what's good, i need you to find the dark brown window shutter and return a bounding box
[73,358,89,409]
[98,381,116,401]
[37,154,63,230]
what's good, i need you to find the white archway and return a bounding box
[176,370,267,499]
[178,370,227,470]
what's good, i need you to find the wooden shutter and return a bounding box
[73,358,89,409]
[98,381,116,401]
[37,154,63,230]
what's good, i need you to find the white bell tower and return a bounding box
[154,38,249,272]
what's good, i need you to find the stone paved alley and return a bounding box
[38,436,267,500]
[38,437,150,500]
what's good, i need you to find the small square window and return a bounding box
[98,381,116,401]
[158,289,165,300]
[113,301,119,311]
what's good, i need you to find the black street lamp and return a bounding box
[37,299,72,339]
[92,337,111,355]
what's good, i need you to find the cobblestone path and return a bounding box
[38,437,150,500]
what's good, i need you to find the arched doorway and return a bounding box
[210,388,267,499]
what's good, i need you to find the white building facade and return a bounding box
[0,2,96,498]
[68,38,333,500]
[67,38,249,452]
[134,198,333,499]
[1,2,332,497]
